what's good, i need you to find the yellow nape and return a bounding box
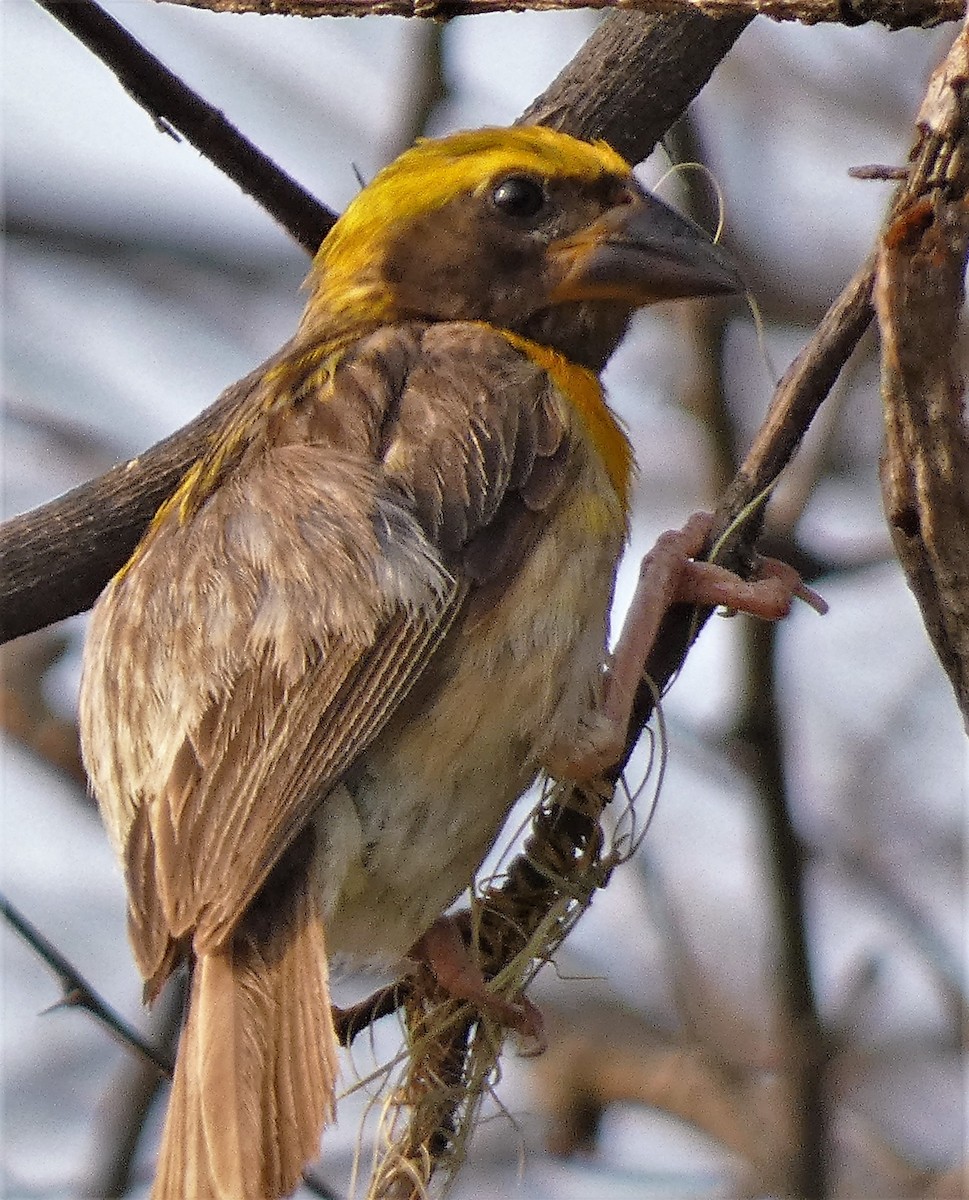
[306,126,632,329]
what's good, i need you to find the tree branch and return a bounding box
[0,892,173,1078]
[0,6,752,642]
[0,381,255,641]
[875,15,969,719]
[160,0,958,32]
[34,0,336,254]
[517,7,750,162]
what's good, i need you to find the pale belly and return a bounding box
[314,495,624,964]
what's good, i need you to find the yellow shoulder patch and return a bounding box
[496,328,634,513]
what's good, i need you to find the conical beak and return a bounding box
[551,191,742,306]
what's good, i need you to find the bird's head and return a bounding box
[302,126,740,371]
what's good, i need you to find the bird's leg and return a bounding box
[409,916,545,1051]
[410,517,824,1042]
[549,511,827,782]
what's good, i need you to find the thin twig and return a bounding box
[669,109,830,1198]
[839,847,969,1029]
[849,163,911,180]
[33,0,336,254]
[333,982,414,1047]
[85,976,185,1198]
[0,891,173,1078]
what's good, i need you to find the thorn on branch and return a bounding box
[1,890,173,1078]
[848,163,911,181]
[41,985,87,1015]
[153,115,182,142]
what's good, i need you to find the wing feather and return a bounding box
[81,320,577,984]
[189,588,467,955]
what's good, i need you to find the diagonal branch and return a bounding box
[0,891,173,1078]
[34,0,336,254]
[517,7,750,162]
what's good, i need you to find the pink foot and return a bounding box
[410,917,546,1054]
[550,511,826,781]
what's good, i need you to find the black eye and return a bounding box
[491,176,545,219]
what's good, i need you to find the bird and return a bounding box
[78,125,817,1200]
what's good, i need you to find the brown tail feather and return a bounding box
[151,881,337,1200]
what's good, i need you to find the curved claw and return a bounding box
[750,555,829,617]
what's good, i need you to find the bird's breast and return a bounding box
[315,455,628,964]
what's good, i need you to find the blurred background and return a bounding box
[1,3,966,1196]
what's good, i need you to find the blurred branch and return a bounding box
[671,109,830,1199]
[536,1001,963,1195]
[33,0,336,254]
[875,18,969,719]
[0,6,751,642]
[663,112,739,494]
[0,631,86,786]
[924,1163,969,1197]
[737,621,830,1197]
[839,846,969,1033]
[533,999,789,1181]
[161,0,959,30]
[391,20,447,152]
[85,976,185,1198]
[300,1169,345,1199]
[0,892,173,1078]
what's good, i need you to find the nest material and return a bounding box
[362,741,662,1199]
